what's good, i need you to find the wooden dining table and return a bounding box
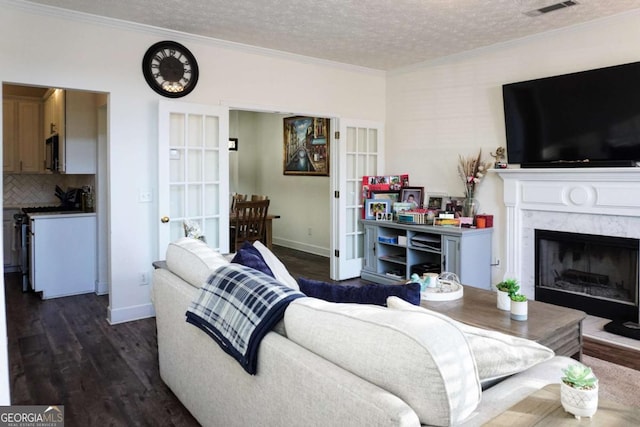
[229,212,280,249]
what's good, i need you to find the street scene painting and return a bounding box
[283,116,330,176]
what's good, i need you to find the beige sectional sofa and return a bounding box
[152,238,578,426]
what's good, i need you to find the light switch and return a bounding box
[139,190,152,203]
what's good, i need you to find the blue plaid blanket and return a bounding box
[186,264,304,374]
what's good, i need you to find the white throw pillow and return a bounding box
[165,237,229,288]
[252,241,299,290]
[284,298,481,426]
[386,296,555,383]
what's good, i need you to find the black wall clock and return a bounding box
[142,40,199,98]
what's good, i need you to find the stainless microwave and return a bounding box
[45,134,59,171]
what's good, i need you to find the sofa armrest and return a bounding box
[458,356,575,426]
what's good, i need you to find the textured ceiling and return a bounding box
[24,0,640,70]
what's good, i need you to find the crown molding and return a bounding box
[3,0,385,77]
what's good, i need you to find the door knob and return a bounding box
[160,216,170,223]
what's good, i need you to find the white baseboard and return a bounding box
[272,237,330,258]
[108,302,155,325]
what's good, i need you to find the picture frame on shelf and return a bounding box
[371,190,401,205]
[365,199,391,220]
[446,196,465,216]
[400,187,424,209]
[426,192,447,210]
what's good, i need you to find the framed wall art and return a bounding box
[283,116,330,176]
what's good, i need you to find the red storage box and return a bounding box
[475,214,493,228]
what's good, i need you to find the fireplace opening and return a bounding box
[535,229,639,324]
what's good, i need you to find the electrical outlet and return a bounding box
[139,272,148,285]
[308,227,312,236]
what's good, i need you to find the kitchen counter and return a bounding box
[26,211,95,218]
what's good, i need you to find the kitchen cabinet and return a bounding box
[29,212,96,299]
[43,88,65,139]
[62,90,97,174]
[3,97,43,173]
[360,219,493,289]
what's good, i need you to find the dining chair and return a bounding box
[231,199,270,252]
[230,193,247,212]
[250,194,268,201]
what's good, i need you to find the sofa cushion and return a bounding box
[284,298,481,426]
[386,296,555,384]
[231,241,275,277]
[252,241,299,290]
[165,237,229,288]
[298,278,420,306]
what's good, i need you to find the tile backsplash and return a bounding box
[3,173,95,207]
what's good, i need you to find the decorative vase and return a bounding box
[561,381,599,420]
[462,197,479,218]
[510,299,528,321]
[496,290,511,311]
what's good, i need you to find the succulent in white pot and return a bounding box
[560,364,599,420]
[509,293,528,321]
[496,278,518,311]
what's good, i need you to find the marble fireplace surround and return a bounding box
[496,168,640,299]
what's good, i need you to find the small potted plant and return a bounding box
[509,293,528,321]
[560,364,599,420]
[495,278,519,311]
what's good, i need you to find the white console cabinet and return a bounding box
[361,220,493,289]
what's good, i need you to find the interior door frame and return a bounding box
[222,101,384,281]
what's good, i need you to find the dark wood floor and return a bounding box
[4,272,199,426]
[4,245,638,426]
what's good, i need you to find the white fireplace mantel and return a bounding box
[496,167,640,296]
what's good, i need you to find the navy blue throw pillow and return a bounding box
[297,278,421,306]
[231,241,274,278]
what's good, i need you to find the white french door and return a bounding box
[158,101,229,258]
[331,119,384,280]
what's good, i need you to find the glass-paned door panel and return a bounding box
[158,101,229,257]
[170,113,185,146]
[204,218,220,247]
[204,151,219,181]
[204,184,219,216]
[169,149,186,181]
[204,117,219,148]
[187,149,203,181]
[331,119,384,280]
[169,185,185,218]
[187,184,203,217]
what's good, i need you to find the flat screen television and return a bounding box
[502,61,640,168]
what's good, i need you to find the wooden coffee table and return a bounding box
[485,384,640,426]
[421,285,586,359]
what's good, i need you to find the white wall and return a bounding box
[386,10,640,287]
[0,1,385,404]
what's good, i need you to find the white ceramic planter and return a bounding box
[496,290,511,311]
[510,300,528,321]
[561,381,599,420]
